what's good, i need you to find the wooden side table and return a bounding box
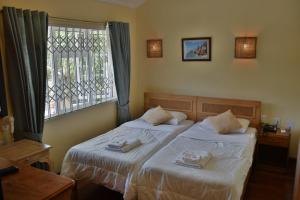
[0,139,52,170]
[293,139,300,200]
[256,129,291,172]
[2,166,74,200]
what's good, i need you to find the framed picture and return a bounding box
[182,37,211,61]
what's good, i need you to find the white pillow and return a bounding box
[200,110,242,134]
[166,111,187,125]
[141,106,172,125]
[235,118,250,133]
[142,108,154,116]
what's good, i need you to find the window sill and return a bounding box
[44,98,118,122]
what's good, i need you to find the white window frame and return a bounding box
[45,18,116,119]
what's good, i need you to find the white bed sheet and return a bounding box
[137,123,257,200]
[180,123,256,145]
[60,119,194,200]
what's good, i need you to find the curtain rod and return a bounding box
[0,10,108,25]
[49,16,108,25]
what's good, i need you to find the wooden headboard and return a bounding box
[144,93,197,121]
[144,92,261,129]
[197,97,261,129]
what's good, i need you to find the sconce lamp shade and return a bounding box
[235,37,257,59]
[147,39,163,58]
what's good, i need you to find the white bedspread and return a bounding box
[180,123,256,145]
[60,119,194,200]
[137,123,257,200]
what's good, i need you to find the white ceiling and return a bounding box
[97,0,146,8]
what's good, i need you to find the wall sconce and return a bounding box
[147,39,163,58]
[235,37,257,59]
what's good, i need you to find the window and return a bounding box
[45,21,116,118]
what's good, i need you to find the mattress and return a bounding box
[60,119,194,200]
[137,123,257,200]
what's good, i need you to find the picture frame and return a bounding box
[182,37,211,61]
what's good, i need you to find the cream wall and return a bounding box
[0,0,144,172]
[136,0,300,156]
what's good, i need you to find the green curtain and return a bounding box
[109,22,131,125]
[0,51,8,117]
[2,7,48,142]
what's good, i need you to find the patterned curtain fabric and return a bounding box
[109,22,131,125]
[0,52,8,117]
[3,7,48,142]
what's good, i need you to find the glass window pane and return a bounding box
[45,24,116,119]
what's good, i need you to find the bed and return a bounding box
[137,95,261,200]
[60,93,197,200]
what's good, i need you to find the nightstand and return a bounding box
[256,129,291,172]
[0,139,52,170]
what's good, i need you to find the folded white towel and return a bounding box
[106,139,142,153]
[175,150,212,169]
[108,140,127,148]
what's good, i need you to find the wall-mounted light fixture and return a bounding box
[147,39,163,58]
[235,37,257,59]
